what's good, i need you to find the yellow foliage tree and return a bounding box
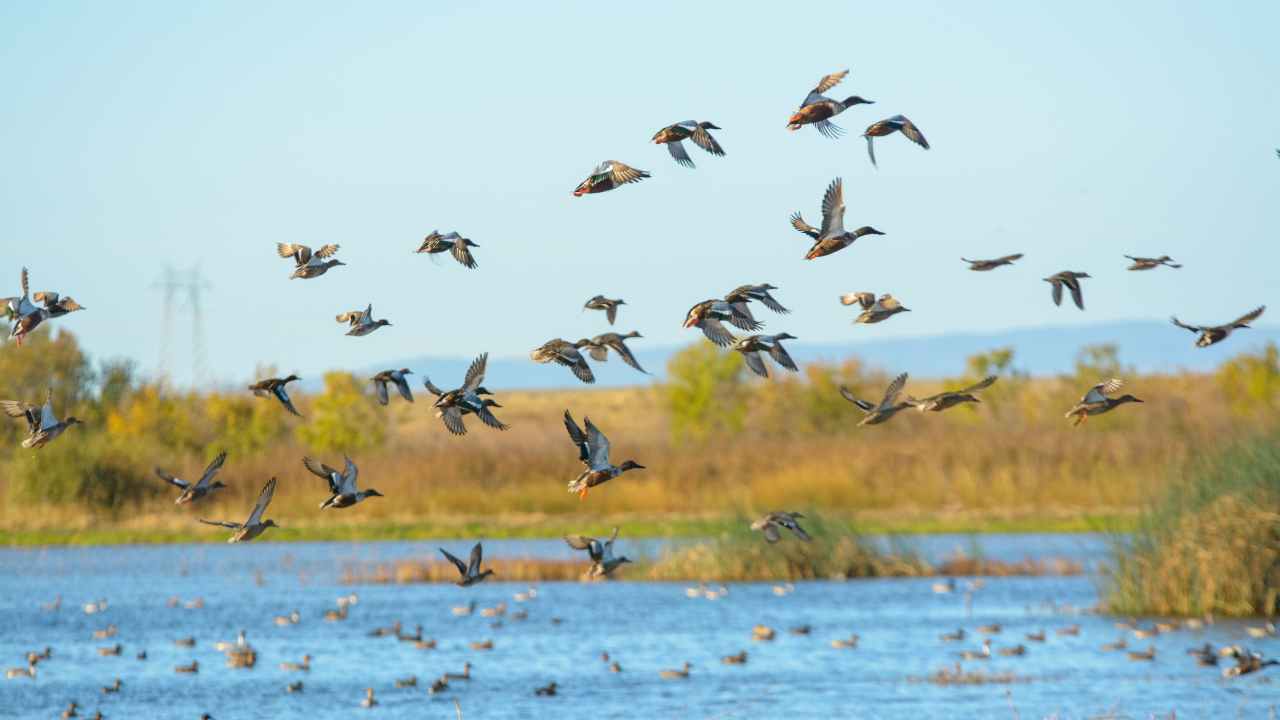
[294,371,387,453]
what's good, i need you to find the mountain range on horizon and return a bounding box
[339,320,1280,392]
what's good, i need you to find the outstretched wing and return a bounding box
[277,243,311,266]
[666,141,694,169]
[898,117,929,149]
[699,319,735,347]
[790,212,820,239]
[199,518,240,529]
[156,468,188,489]
[583,417,612,468]
[1083,379,1123,404]
[1232,306,1266,327]
[690,126,724,156]
[767,340,798,371]
[608,162,648,186]
[810,69,848,98]
[451,241,478,270]
[439,548,468,577]
[1050,281,1064,307]
[245,477,277,526]
[959,376,998,394]
[818,178,845,238]
[841,292,876,310]
[372,379,390,406]
[739,350,768,378]
[1169,316,1200,333]
[467,542,484,575]
[313,244,340,259]
[607,339,647,374]
[474,404,508,431]
[879,372,909,410]
[439,407,467,436]
[839,386,874,412]
[422,377,445,397]
[563,410,589,462]
[196,451,227,488]
[463,353,488,392]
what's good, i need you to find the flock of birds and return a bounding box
[1,66,1275,713]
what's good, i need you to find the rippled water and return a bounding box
[1,536,1275,719]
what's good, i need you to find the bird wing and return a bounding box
[19,267,29,297]
[33,291,60,306]
[473,404,508,431]
[340,456,359,495]
[196,451,227,488]
[582,342,608,362]
[605,302,618,325]
[865,135,878,167]
[789,212,820,239]
[463,353,488,392]
[393,375,414,403]
[450,241,478,269]
[818,178,845,237]
[666,141,694,169]
[335,310,364,325]
[690,126,724,156]
[199,519,240,529]
[39,395,59,430]
[767,340,798,371]
[998,253,1023,263]
[278,243,311,266]
[1083,379,1123,404]
[564,534,596,552]
[1232,306,1266,327]
[302,456,338,486]
[1066,279,1085,310]
[839,386,874,412]
[739,349,769,378]
[245,477,277,526]
[569,357,595,384]
[608,162,648,186]
[1050,280,1064,307]
[468,543,484,575]
[583,417,612,469]
[811,69,848,96]
[314,244,339,259]
[422,377,445,397]
[563,410,589,462]
[699,319,735,347]
[898,117,929,149]
[607,338,647,374]
[156,468,188,489]
[841,292,876,310]
[960,376,998,394]
[813,119,845,139]
[373,379,389,405]
[274,386,302,416]
[1169,316,1200,333]
[761,523,781,544]
[879,372,909,410]
[439,548,468,577]
[877,294,903,311]
[440,407,467,436]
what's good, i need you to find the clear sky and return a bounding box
[2,1,1277,387]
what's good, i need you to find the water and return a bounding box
[1,536,1274,719]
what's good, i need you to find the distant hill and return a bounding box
[362,321,1280,391]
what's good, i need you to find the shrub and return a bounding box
[294,371,387,453]
[663,343,749,442]
[1217,342,1280,416]
[9,434,161,514]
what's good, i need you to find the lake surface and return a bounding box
[1,535,1275,719]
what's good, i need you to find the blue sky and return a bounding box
[2,1,1277,387]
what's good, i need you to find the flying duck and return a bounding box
[731,334,798,378]
[724,283,789,323]
[1065,379,1143,426]
[531,339,595,383]
[786,70,874,138]
[840,372,911,426]
[336,304,391,336]
[1125,255,1181,271]
[277,243,343,279]
[439,543,494,587]
[583,295,625,325]
[248,375,302,417]
[1,388,82,448]
[423,352,508,435]
[198,477,280,542]
[371,369,414,405]
[652,121,725,168]
[906,376,998,412]
[572,161,649,196]
[564,526,632,578]
[1043,271,1090,310]
[575,332,648,374]
[1171,306,1265,348]
[33,291,86,320]
[750,511,811,543]
[683,299,762,346]
[962,254,1023,271]
[157,450,228,504]
[416,231,479,269]
[303,455,383,509]
[841,292,910,324]
[790,178,885,260]
[862,115,930,167]
[563,410,644,499]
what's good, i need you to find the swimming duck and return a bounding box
[1246,621,1277,638]
[575,332,648,374]
[998,644,1027,657]
[939,629,966,643]
[60,702,78,719]
[303,455,383,509]
[786,70,874,138]
[584,295,625,325]
[1057,624,1081,636]
[428,677,449,694]
[962,254,1023,271]
[572,161,650,196]
[277,243,344,279]
[731,334,798,378]
[248,375,302,417]
[1188,643,1218,666]
[102,678,122,694]
[415,638,438,650]
[840,372,911,426]
[443,662,472,681]
[172,636,195,648]
[1065,379,1143,426]
[721,651,748,665]
[439,543,494,587]
[1125,254,1181,271]
[286,681,304,693]
[1025,629,1046,643]
[1224,650,1278,678]
[1171,306,1265,348]
[683,299,762,347]
[397,624,424,642]
[790,178,885,260]
[198,477,280,542]
[752,625,776,641]
[425,352,508,434]
[157,450,228,505]
[336,304,391,336]
[416,231,480,269]
[564,526,632,578]
[98,644,122,656]
[957,639,991,661]
[534,681,558,696]
[360,687,377,708]
[279,654,311,672]
[842,292,910,324]
[1100,638,1128,652]
[1,388,82,449]
[531,339,595,383]
[371,369,414,405]
[1127,646,1156,661]
[750,511,811,543]
[862,115,930,167]
[830,635,860,650]
[653,121,725,168]
[1043,271,1090,310]
[5,663,36,679]
[724,284,790,323]
[563,410,645,499]
[368,621,401,639]
[174,660,198,674]
[906,376,997,412]
[274,610,301,626]
[658,662,691,679]
[977,624,1002,635]
[790,625,812,635]
[452,600,477,616]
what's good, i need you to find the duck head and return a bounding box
[853,226,886,238]
[210,480,228,490]
[773,332,797,341]
[954,393,981,405]
[65,416,83,426]
[682,303,709,328]
[375,319,392,328]
[620,460,646,472]
[399,368,413,375]
[284,374,301,383]
[624,331,642,339]
[474,386,493,396]
[263,519,280,529]
[364,489,384,498]
[842,95,874,107]
[1116,394,1143,404]
[572,177,593,197]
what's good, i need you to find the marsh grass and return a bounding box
[1106,432,1280,617]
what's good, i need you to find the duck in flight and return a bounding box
[439,543,494,587]
[575,332,648,375]
[1044,271,1090,310]
[683,299,762,347]
[572,161,650,197]
[303,455,383,509]
[1,388,82,449]
[1171,306,1265,348]
[652,121,725,168]
[962,254,1023,271]
[731,334,798,379]
[906,376,998,412]
[371,369,414,405]
[583,295,625,325]
[199,477,280,543]
[417,232,479,269]
[842,292,910,325]
[724,284,789,325]
[277,243,344,279]
[1125,255,1181,271]
[157,450,228,505]
[840,372,911,426]
[4,268,84,346]
[750,511,811,543]
[1064,379,1143,426]
[564,526,632,578]
[336,304,391,336]
[249,375,302,417]
[563,410,645,499]
[862,115,930,167]
[423,352,508,435]
[531,339,595,384]
[786,70,874,138]
[790,178,885,260]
